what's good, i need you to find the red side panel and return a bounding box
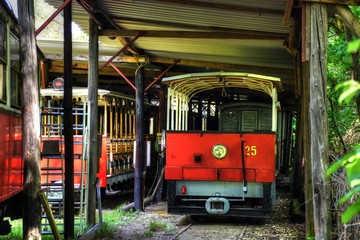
[0,111,23,203]
[165,132,276,183]
[98,136,108,188]
[40,135,108,188]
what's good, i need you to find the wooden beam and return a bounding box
[283,0,295,26]
[334,5,360,37]
[98,29,288,40]
[148,57,295,75]
[76,0,138,54]
[301,0,360,5]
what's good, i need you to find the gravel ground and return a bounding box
[97,191,305,240]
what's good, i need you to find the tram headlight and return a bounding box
[212,144,227,159]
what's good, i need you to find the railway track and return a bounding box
[170,220,247,240]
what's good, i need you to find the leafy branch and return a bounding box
[327,39,360,224]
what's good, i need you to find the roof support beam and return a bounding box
[76,0,139,54]
[283,0,295,26]
[110,63,137,91]
[35,0,71,36]
[146,57,295,75]
[98,29,288,40]
[145,59,180,92]
[99,32,144,71]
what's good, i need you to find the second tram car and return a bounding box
[163,72,281,218]
[40,86,156,194]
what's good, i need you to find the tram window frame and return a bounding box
[10,33,21,108]
[0,21,6,102]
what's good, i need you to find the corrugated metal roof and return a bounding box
[41,0,295,92]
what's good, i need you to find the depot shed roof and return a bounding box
[39,0,298,97]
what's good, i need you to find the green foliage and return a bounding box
[327,22,358,154]
[328,38,360,223]
[326,147,360,224]
[347,39,360,53]
[335,80,360,104]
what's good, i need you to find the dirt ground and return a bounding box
[98,191,305,240]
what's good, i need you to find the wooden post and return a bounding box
[303,61,314,238]
[304,2,330,239]
[87,16,99,227]
[18,0,42,238]
[134,65,145,211]
[63,0,74,238]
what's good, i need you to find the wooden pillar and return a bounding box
[134,65,145,210]
[18,0,42,238]
[63,0,74,238]
[303,2,330,239]
[87,16,99,226]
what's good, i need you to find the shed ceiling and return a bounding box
[38,0,299,103]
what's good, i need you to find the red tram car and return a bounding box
[163,72,281,218]
[0,1,24,234]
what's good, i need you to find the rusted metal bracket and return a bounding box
[110,62,137,91]
[35,0,72,36]
[145,59,180,92]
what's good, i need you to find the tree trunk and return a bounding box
[18,0,42,239]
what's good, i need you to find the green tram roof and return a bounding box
[162,72,282,98]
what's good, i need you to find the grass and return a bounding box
[148,218,176,232]
[143,218,176,238]
[94,204,140,239]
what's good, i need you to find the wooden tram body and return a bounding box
[40,87,154,193]
[0,1,25,235]
[163,72,281,218]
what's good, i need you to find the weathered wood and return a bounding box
[308,3,331,239]
[18,0,42,238]
[134,64,145,211]
[283,0,295,26]
[302,3,311,62]
[87,16,99,227]
[63,0,75,238]
[302,61,315,239]
[334,5,360,37]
